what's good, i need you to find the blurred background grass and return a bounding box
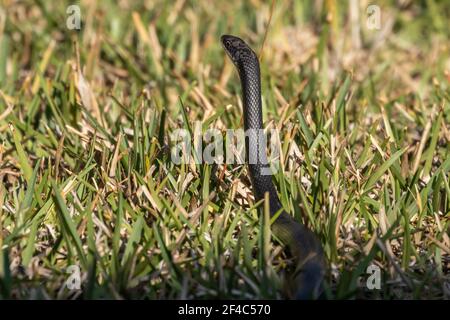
[0,0,449,299]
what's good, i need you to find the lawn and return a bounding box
[0,0,449,299]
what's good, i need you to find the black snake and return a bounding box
[221,34,326,299]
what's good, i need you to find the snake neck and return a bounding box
[237,59,283,215]
[238,60,263,131]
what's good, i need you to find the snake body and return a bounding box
[221,34,326,299]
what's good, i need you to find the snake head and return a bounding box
[221,34,257,66]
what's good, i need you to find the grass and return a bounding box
[0,0,449,299]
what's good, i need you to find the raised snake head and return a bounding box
[221,34,257,67]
